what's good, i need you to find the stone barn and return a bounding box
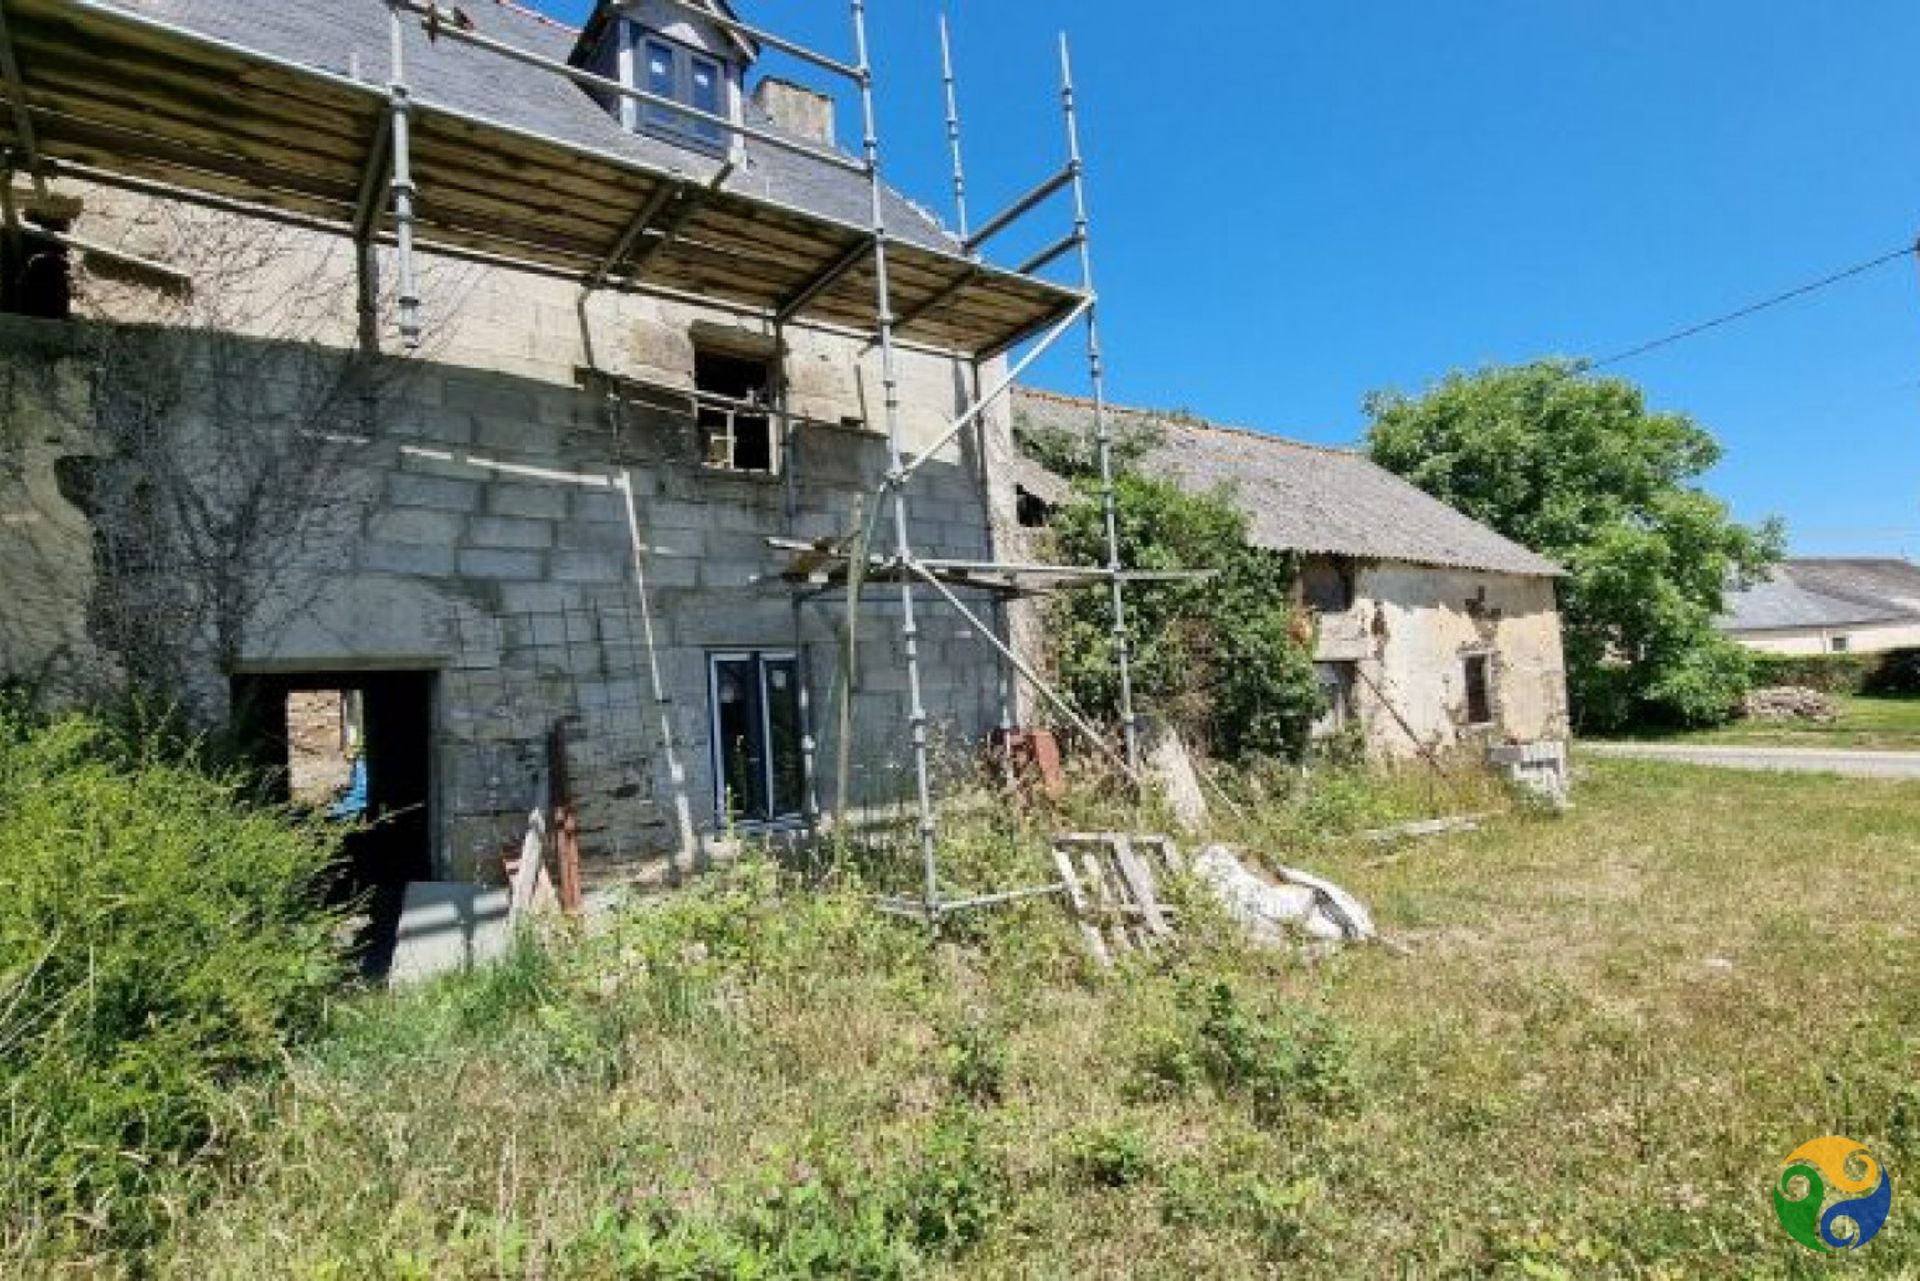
[1012,389,1571,790]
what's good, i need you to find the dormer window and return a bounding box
[641,34,725,149]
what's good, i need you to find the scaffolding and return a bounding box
[0,0,1157,921]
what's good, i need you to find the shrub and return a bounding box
[1065,1124,1156,1189]
[1863,647,1920,696]
[1748,651,1874,695]
[891,1104,1006,1255]
[1193,982,1360,1123]
[1049,474,1322,761]
[0,709,345,1249]
[1749,648,1920,698]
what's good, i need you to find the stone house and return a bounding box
[1011,390,1571,786]
[1719,558,1920,655]
[0,0,1077,891]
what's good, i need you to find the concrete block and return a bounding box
[358,539,458,578]
[458,547,547,580]
[445,377,537,420]
[698,528,778,563]
[468,515,555,550]
[641,555,699,588]
[408,407,476,446]
[496,581,574,616]
[556,519,633,554]
[367,508,464,546]
[389,472,482,513]
[387,883,514,986]
[643,498,716,533]
[551,550,629,584]
[486,483,572,520]
[571,489,629,525]
[474,414,561,455]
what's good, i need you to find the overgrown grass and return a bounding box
[19,757,1920,1275]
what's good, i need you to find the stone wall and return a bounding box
[1314,561,1568,756]
[0,185,1021,886]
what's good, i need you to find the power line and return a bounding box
[1588,240,1919,371]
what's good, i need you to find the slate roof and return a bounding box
[1012,388,1563,578]
[1722,559,1920,632]
[116,0,959,252]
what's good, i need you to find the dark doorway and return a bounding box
[231,669,436,893]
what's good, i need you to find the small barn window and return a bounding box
[1,224,71,319]
[1830,634,1851,653]
[1463,652,1494,726]
[694,347,775,474]
[1016,486,1053,529]
[1300,556,1354,613]
[1312,660,1357,737]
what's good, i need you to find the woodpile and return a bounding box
[1742,685,1839,722]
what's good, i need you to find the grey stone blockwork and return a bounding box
[350,366,1009,884]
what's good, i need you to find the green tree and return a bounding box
[1048,474,1321,760]
[1364,361,1783,731]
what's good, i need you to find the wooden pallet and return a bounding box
[1051,832,1183,966]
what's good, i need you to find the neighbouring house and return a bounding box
[1720,558,1920,655]
[0,0,1078,894]
[1011,389,1571,791]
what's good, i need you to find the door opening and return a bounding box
[708,651,803,826]
[230,669,436,894]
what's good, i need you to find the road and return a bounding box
[1583,742,1920,779]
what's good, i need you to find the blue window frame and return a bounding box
[636,30,726,151]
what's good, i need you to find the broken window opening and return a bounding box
[709,651,804,826]
[1016,486,1053,529]
[1300,555,1354,614]
[694,348,777,474]
[1463,652,1494,727]
[1,223,72,320]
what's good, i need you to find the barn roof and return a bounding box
[1722,558,1920,632]
[0,0,1080,354]
[1013,388,1564,578]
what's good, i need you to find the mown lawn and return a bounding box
[91,760,1920,1277]
[1616,693,1920,751]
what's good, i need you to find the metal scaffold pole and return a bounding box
[938,12,969,243]
[852,0,941,918]
[939,12,1017,779]
[1059,33,1140,772]
[385,1,422,349]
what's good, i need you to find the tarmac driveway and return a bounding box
[1583,742,1920,779]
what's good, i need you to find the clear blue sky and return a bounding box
[533,1,1920,556]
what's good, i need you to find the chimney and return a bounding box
[752,78,834,146]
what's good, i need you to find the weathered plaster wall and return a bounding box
[1314,561,1567,757]
[1,187,1021,885]
[0,322,117,702]
[1730,621,1920,656]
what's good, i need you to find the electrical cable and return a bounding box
[1588,239,1919,370]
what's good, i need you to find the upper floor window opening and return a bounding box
[640,32,726,150]
[694,346,776,475]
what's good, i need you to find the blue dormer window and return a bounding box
[638,33,726,150]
